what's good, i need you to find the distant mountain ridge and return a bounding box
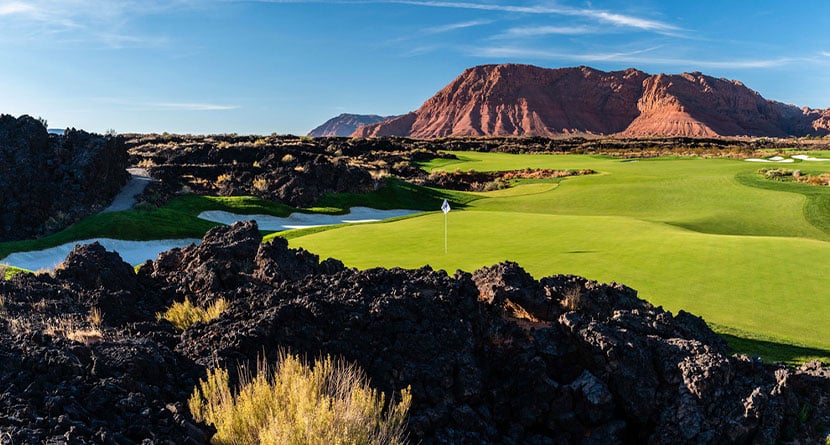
[307,113,396,137]
[352,64,830,138]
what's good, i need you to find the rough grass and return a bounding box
[1,264,26,279]
[290,152,830,363]
[157,298,227,331]
[189,352,411,445]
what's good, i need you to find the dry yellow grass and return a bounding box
[189,351,411,445]
[157,298,226,331]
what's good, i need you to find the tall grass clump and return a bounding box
[157,297,226,331]
[189,351,411,445]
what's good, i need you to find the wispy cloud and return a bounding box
[386,0,678,32]
[92,97,239,111]
[0,1,193,48]
[495,25,596,38]
[241,0,679,33]
[0,2,36,15]
[469,45,797,69]
[588,10,671,31]
[822,51,830,57]
[382,18,492,46]
[153,102,240,111]
[422,19,492,34]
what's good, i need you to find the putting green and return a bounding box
[289,152,830,357]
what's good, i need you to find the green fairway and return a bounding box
[3,151,828,363]
[289,152,830,363]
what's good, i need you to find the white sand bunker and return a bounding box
[791,154,830,161]
[1,238,200,272]
[745,154,830,163]
[198,207,420,231]
[745,157,795,163]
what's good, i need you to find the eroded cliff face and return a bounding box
[621,72,820,137]
[356,65,648,138]
[353,64,830,139]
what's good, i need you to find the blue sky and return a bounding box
[1,0,828,135]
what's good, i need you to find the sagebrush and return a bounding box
[157,298,226,331]
[189,351,411,445]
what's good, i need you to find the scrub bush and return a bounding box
[189,351,411,445]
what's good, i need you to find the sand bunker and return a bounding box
[197,207,420,231]
[746,154,830,163]
[791,154,830,161]
[745,158,795,163]
[0,238,200,272]
[0,208,419,271]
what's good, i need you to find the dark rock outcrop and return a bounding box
[0,114,128,241]
[1,222,827,444]
[127,136,377,207]
[307,113,397,137]
[353,64,830,138]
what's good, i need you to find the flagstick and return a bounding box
[444,211,448,254]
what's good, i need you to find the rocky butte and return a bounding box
[351,64,830,139]
[307,113,397,137]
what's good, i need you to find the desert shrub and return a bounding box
[216,173,232,186]
[44,316,103,346]
[482,179,507,192]
[759,168,797,181]
[253,177,268,192]
[804,173,830,186]
[88,307,102,327]
[760,168,830,186]
[562,287,584,312]
[189,352,411,445]
[157,298,226,331]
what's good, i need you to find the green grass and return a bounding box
[0,195,329,260]
[163,195,297,216]
[290,152,830,364]
[0,183,465,261]
[735,171,830,234]
[0,204,220,260]
[316,177,479,211]
[1,264,27,279]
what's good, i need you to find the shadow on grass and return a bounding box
[719,333,830,367]
[316,177,480,212]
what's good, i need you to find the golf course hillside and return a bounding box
[288,151,830,362]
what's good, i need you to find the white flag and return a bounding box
[441,199,451,214]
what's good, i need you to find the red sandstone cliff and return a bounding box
[351,64,829,139]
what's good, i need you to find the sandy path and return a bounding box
[101,168,153,213]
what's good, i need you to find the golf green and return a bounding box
[289,153,830,359]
